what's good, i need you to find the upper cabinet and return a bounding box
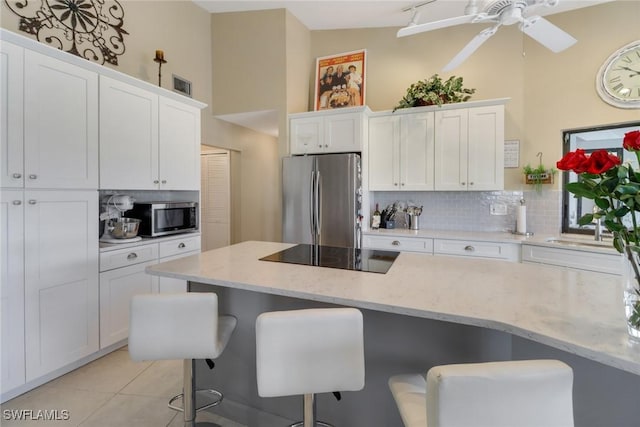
[1,41,98,189]
[434,104,505,191]
[289,107,370,155]
[100,76,201,190]
[368,111,435,191]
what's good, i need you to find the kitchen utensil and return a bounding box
[108,217,141,239]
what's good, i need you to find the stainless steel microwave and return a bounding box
[129,202,198,237]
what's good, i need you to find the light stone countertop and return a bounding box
[146,240,640,375]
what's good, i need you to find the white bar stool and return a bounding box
[389,359,574,427]
[255,307,365,427]
[129,293,237,427]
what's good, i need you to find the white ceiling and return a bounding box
[193,0,611,31]
[196,0,612,137]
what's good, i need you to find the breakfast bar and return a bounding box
[146,240,640,426]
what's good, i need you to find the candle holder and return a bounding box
[153,50,167,87]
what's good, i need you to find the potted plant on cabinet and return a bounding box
[393,74,476,112]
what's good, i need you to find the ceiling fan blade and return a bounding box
[442,26,498,72]
[520,16,577,52]
[397,14,477,38]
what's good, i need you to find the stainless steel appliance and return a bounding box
[283,153,361,248]
[99,194,142,243]
[128,201,198,237]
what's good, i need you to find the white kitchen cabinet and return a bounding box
[521,244,620,275]
[363,234,434,254]
[99,260,158,348]
[24,190,99,381]
[1,190,26,394]
[99,76,201,190]
[0,41,24,189]
[289,108,369,154]
[368,111,435,191]
[157,235,201,294]
[0,44,98,189]
[434,239,520,262]
[434,104,504,191]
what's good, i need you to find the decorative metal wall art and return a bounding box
[4,0,129,65]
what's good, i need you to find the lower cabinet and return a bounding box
[98,235,200,348]
[521,244,620,275]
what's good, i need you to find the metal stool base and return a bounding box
[290,422,332,427]
[168,389,223,413]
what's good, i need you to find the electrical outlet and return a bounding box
[490,203,507,215]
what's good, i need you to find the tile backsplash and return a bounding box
[371,190,561,235]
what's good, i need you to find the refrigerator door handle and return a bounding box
[309,170,316,240]
[316,170,322,238]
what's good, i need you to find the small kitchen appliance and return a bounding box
[99,194,142,243]
[128,201,198,237]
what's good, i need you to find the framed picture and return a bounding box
[314,49,366,111]
[172,74,192,98]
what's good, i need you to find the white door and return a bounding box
[99,261,157,348]
[368,115,400,191]
[401,112,435,191]
[159,96,200,190]
[1,190,26,393]
[24,190,99,380]
[467,105,504,191]
[201,152,231,250]
[434,109,468,191]
[99,76,159,190]
[23,51,98,189]
[0,41,24,188]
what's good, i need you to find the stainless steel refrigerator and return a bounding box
[282,153,362,248]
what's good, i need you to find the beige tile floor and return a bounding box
[1,346,246,427]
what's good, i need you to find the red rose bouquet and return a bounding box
[557,130,640,336]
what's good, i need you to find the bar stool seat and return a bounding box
[129,293,236,426]
[256,307,365,427]
[389,359,574,427]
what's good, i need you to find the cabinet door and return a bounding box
[24,51,98,189]
[368,115,400,191]
[24,190,99,381]
[325,112,362,153]
[157,252,199,294]
[99,76,159,190]
[401,112,435,191]
[159,96,201,190]
[290,117,323,154]
[1,190,25,393]
[467,105,504,191]
[0,41,24,188]
[99,260,158,348]
[434,109,468,191]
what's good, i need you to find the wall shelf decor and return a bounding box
[4,0,129,65]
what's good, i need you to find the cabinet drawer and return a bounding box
[434,239,519,261]
[99,243,158,272]
[522,244,620,275]
[159,235,201,258]
[363,235,433,253]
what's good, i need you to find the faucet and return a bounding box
[593,206,603,241]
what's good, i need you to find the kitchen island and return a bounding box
[147,241,640,427]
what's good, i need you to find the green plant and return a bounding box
[393,74,475,112]
[522,163,556,192]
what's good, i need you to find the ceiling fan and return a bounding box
[397,0,577,71]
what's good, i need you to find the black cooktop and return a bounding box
[260,244,399,274]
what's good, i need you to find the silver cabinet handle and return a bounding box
[464,245,475,252]
[153,180,159,184]
[161,180,167,184]
[29,174,37,179]
[178,243,186,249]
[469,182,474,186]
[401,183,405,186]
[12,200,22,205]
[392,240,400,246]
[394,183,398,186]
[324,144,329,148]
[12,173,22,179]
[461,182,466,186]
[28,199,36,205]
[127,253,138,260]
